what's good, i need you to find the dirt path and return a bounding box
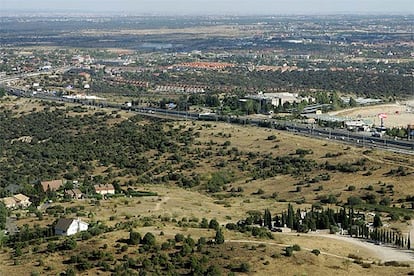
[297,232,414,262]
[154,196,170,211]
[228,233,414,263]
[316,234,414,262]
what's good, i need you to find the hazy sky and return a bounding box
[1,0,413,15]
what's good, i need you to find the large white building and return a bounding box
[245,92,314,107]
[55,218,88,236]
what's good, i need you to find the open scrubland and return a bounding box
[0,98,413,275]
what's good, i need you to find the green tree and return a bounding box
[0,202,7,230]
[373,214,382,228]
[287,204,294,229]
[205,264,222,275]
[174,233,184,242]
[215,228,225,244]
[200,218,209,228]
[209,219,220,231]
[61,238,77,250]
[141,232,156,246]
[264,209,272,230]
[129,230,141,245]
[0,87,6,98]
[349,97,358,107]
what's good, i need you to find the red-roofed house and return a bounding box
[41,180,63,192]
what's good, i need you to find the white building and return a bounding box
[245,92,314,107]
[55,218,88,236]
[94,184,115,195]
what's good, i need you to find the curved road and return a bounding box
[3,86,414,155]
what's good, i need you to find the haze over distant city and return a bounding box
[1,0,413,15]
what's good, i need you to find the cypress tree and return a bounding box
[373,214,382,228]
[287,204,294,229]
[264,209,272,230]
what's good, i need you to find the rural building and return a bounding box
[94,184,115,195]
[55,218,89,236]
[245,92,314,107]
[65,189,83,199]
[1,197,17,209]
[13,194,31,208]
[41,180,64,192]
[1,193,31,209]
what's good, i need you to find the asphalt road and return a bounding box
[3,87,414,155]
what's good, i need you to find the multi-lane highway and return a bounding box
[3,87,414,155]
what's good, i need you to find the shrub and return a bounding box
[61,238,77,250]
[347,196,363,206]
[384,261,410,267]
[209,219,220,230]
[311,249,320,256]
[361,263,371,268]
[267,135,277,140]
[141,232,156,246]
[292,244,301,251]
[284,247,293,257]
[129,231,141,245]
[175,233,185,242]
[348,254,362,260]
[239,262,250,272]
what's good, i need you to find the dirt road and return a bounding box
[228,232,414,263]
[316,234,414,262]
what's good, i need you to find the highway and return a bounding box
[3,86,414,155]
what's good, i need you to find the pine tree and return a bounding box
[215,228,225,244]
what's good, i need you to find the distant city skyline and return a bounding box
[1,0,413,15]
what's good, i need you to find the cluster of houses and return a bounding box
[1,180,116,210]
[155,85,206,94]
[1,179,117,237]
[40,179,115,198]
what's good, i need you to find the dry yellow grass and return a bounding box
[2,109,414,275]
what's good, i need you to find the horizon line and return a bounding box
[1,10,413,16]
